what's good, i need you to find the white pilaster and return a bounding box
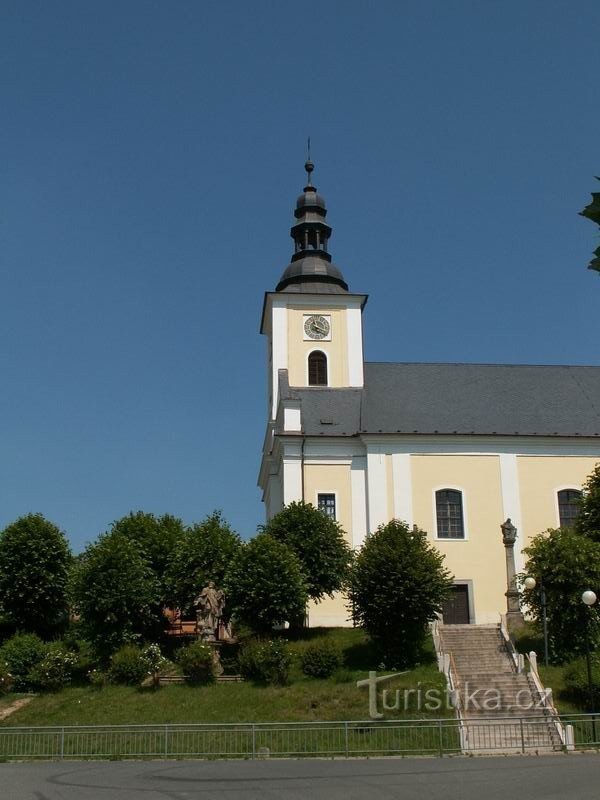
[499,454,524,575]
[366,450,388,533]
[392,453,413,526]
[282,456,303,505]
[350,456,368,549]
[270,302,288,419]
[346,305,364,387]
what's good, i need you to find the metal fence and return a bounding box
[1,714,596,761]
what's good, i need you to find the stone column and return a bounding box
[501,518,525,631]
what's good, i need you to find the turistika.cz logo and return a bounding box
[357,671,552,720]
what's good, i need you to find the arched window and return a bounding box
[558,489,582,528]
[308,351,328,386]
[436,489,465,539]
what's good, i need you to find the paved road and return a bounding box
[3,754,600,799]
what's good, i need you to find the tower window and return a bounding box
[558,489,582,528]
[318,493,336,520]
[436,489,465,539]
[308,351,328,386]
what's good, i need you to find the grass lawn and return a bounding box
[0,628,452,728]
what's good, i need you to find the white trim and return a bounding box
[432,485,469,541]
[391,453,413,526]
[499,454,524,575]
[283,405,302,432]
[366,451,388,533]
[306,349,329,387]
[270,304,288,419]
[346,306,364,387]
[554,484,583,528]
[282,457,303,505]
[359,434,600,457]
[351,456,368,549]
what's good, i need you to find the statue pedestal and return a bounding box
[204,641,224,676]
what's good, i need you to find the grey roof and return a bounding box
[277,362,600,438]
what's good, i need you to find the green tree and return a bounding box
[580,177,600,273]
[0,513,71,637]
[575,464,600,542]
[348,520,453,667]
[521,527,600,661]
[109,511,185,596]
[70,531,160,659]
[164,511,241,612]
[225,535,308,634]
[261,501,352,602]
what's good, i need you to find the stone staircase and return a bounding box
[438,623,563,753]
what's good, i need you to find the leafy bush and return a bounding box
[0,514,71,637]
[238,639,291,685]
[70,531,160,659]
[261,501,352,601]
[0,633,46,690]
[109,645,148,686]
[564,656,600,700]
[348,520,453,666]
[27,647,77,691]
[141,644,166,676]
[520,528,600,660]
[300,639,343,678]
[176,641,215,685]
[87,668,108,688]
[0,662,13,694]
[225,536,308,634]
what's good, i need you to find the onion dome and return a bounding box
[276,160,348,293]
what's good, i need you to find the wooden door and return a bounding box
[442,585,470,624]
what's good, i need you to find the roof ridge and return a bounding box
[365,360,600,369]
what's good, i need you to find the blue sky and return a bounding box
[1,1,599,552]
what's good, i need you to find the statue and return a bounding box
[194,581,225,641]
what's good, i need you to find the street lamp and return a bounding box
[582,589,597,743]
[523,575,549,667]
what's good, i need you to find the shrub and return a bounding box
[109,645,148,686]
[176,641,215,685]
[564,656,600,700]
[225,536,308,634]
[141,644,166,676]
[87,669,108,688]
[0,663,13,694]
[0,514,71,637]
[520,528,600,660]
[238,639,291,685]
[261,501,352,601]
[27,647,77,691]
[0,633,46,690]
[300,639,343,678]
[348,520,453,666]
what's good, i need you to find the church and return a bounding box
[258,161,600,627]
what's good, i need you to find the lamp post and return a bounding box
[582,589,597,743]
[523,576,549,667]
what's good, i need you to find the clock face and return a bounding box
[304,315,331,340]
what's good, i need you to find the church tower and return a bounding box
[260,160,368,421]
[259,160,368,522]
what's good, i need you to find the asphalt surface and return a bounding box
[2,754,600,800]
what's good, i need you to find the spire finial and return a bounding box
[304,136,314,187]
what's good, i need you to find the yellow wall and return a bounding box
[518,456,598,545]
[411,454,506,623]
[287,307,349,387]
[303,462,353,547]
[303,461,354,627]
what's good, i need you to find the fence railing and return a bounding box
[1,714,597,761]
